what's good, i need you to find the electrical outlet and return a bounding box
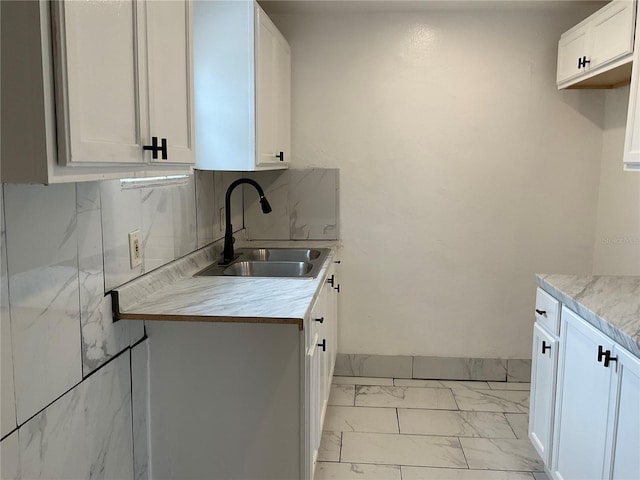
[219,207,225,232]
[128,230,142,268]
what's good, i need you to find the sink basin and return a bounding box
[243,248,322,262]
[194,247,330,278]
[223,261,312,277]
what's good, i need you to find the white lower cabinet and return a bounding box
[146,257,339,480]
[551,307,616,480]
[529,322,559,465]
[531,300,640,480]
[305,262,339,479]
[605,345,640,479]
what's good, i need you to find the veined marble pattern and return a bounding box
[244,170,290,240]
[77,185,130,376]
[341,432,467,468]
[507,359,532,383]
[414,356,507,381]
[335,354,413,378]
[114,242,220,312]
[401,467,535,480]
[398,409,516,438]
[141,186,176,273]
[4,184,82,425]
[316,462,401,479]
[113,243,337,322]
[394,379,445,388]
[332,376,394,386]
[536,274,640,357]
[318,431,341,462]
[460,438,544,471]
[195,170,216,248]
[355,385,457,410]
[318,377,544,479]
[1,430,20,480]
[18,352,133,480]
[452,389,530,414]
[289,169,339,240]
[171,175,197,259]
[131,341,150,480]
[506,413,529,439]
[1,185,17,437]
[101,180,144,290]
[328,384,355,406]
[323,406,399,434]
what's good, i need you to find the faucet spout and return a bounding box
[222,178,272,264]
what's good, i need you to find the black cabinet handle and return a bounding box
[598,345,618,368]
[334,284,340,293]
[314,317,324,324]
[334,260,341,264]
[542,341,551,354]
[276,151,284,162]
[577,56,591,69]
[327,274,335,287]
[318,339,326,352]
[535,309,547,317]
[597,345,607,363]
[143,136,168,160]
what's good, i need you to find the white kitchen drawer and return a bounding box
[535,287,560,335]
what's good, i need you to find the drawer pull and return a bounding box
[542,341,551,354]
[597,345,618,368]
[535,309,547,317]
[314,317,324,324]
[318,339,326,352]
[327,275,335,287]
[577,56,591,69]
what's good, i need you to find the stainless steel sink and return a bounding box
[194,247,329,278]
[223,261,313,277]
[243,248,323,262]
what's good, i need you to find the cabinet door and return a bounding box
[256,5,290,167]
[557,23,590,84]
[305,331,322,480]
[529,322,559,466]
[623,10,640,170]
[605,346,640,480]
[552,306,615,480]
[589,0,636,70]
[146,0,195,165]
[53,0,148,165]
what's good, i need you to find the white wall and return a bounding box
[273,5,606,358]
[593,86,640,276]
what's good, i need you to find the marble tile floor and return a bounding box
[317,377,550,480]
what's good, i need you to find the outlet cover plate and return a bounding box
[128,230,142,268]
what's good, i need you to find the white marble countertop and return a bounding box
[112,239,339,329]
[536,274,640,357]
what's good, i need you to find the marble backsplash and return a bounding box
[244,168,340,241]
[0,167,339,479]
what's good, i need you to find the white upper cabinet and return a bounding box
[0,0,194,184]
[623,5,640,171]
[194,1,291,171]
[557,0,637,89]
[145,0,195,166]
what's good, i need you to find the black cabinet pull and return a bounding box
[597,345,607,363]
[334,260,341,264]
[577,56,591,69]
[535,309,547,317]
[334,284,340,293]
[314,317,324,324]
[598,345,618,368]
[276,151,284,162]
[327,275,335,287]
[143,136,168,160]
[542,341,551,354]
[318,339,326,352]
